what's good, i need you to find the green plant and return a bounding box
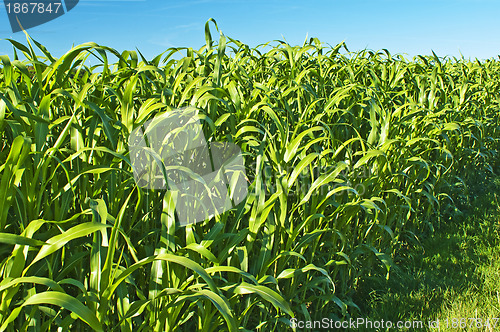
[0,19,498,331]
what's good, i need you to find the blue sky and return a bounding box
[1,0,499,62]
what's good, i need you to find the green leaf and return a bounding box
[1,291,103,331]
[0,233,45,247]
[27,222,112,270]
[233,282,293,317]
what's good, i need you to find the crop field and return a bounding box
[0,20,499,331]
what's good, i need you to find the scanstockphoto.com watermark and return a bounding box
[290,317,428,330]
[289,317,500,330]
[128,107,249,226]
[2,0,79,32]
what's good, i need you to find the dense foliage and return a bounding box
[1,21,499,330]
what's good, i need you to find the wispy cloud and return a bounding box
[148,35,176,48]
[174,23,200,31]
